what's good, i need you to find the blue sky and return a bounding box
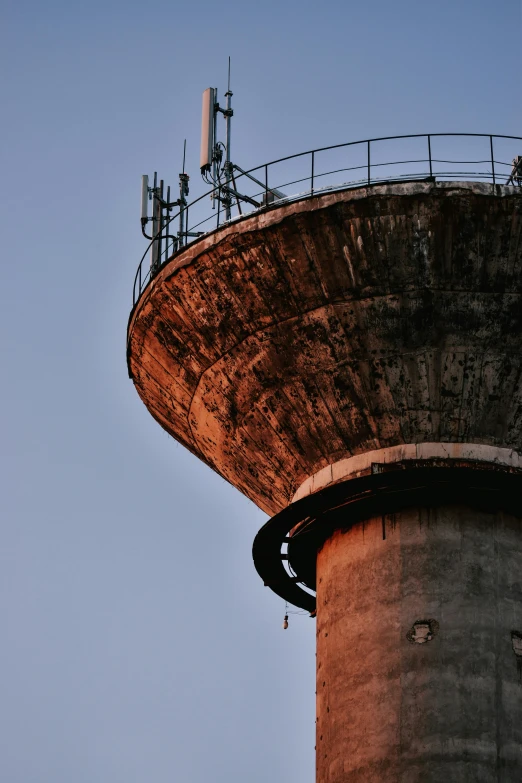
[1,1,521,782]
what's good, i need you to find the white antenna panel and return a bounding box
[200,87,216,173]
[141,175,149,220]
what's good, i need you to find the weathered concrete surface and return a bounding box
[316,505,522,782]
[127,182,522,515]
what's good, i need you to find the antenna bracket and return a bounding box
[216,104,233,118]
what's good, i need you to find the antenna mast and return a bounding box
[224,57,233,221]
[179,139,189,247]
[140,60,288,285]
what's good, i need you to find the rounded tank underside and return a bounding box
[127,181,522,515]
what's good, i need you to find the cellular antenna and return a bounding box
[199,60,285,222]
[200,88,216,175]
[140,175,149,227]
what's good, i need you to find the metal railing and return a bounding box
[132,133,522,307]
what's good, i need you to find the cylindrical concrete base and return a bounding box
[316,505,522,782]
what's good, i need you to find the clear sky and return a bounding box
[1,1,521,782]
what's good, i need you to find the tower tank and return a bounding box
[128,134,522,782]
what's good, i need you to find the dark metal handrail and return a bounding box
[131,133,522,308]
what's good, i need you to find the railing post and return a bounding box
[428,135,432,177]
[311,151,315,197]
[490,135,496,186]
[265,164,269,205]
[367,140,371,185]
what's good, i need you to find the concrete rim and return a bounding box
[128,180,520,334]
[292,443,522,502]
[254,460,522,612]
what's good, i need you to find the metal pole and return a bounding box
[212,89,218,210]
[179,143,185,247]
[265,165,269,205]
[179,185,185,248]
[166,185,171,255]
[178,142,190,250]
[367,141,371,185]
[231,170,243,215]
[311,151,315,197]
[428,135,433,178]
[158,179,164,264]
[224,58,233,221]
[151,172,159,272]
[490,136,496,186]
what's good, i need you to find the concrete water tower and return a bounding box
[127,130,522,781]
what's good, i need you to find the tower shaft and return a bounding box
[316,504,522,782]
